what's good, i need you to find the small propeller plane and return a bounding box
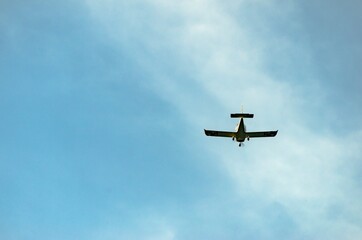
[204,110,278,147]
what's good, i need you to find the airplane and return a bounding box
[204,111,278,147]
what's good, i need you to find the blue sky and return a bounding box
[1,0,361,239]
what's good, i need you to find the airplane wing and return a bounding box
[204,129,236,138]
[246,130,278,138]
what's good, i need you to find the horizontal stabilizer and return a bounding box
[230,113,254,118]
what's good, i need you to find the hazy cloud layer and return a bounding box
[1,0,361,239]
[85,0,362,239]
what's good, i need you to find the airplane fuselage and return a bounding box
[235,118,248,142]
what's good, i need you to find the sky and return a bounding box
[1,0,362,239]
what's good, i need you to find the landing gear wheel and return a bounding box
[239,143,242,147]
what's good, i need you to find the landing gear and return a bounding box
[239,143,242,147]
[247,137,250,141]
[232,137,235,141]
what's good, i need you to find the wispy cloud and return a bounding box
[85,0,362,238]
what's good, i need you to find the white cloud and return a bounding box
[85,0,362,238]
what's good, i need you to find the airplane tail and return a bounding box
[231,105,253,118]
[230,113,254,118]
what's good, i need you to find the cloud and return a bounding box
[85,0,362,238]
